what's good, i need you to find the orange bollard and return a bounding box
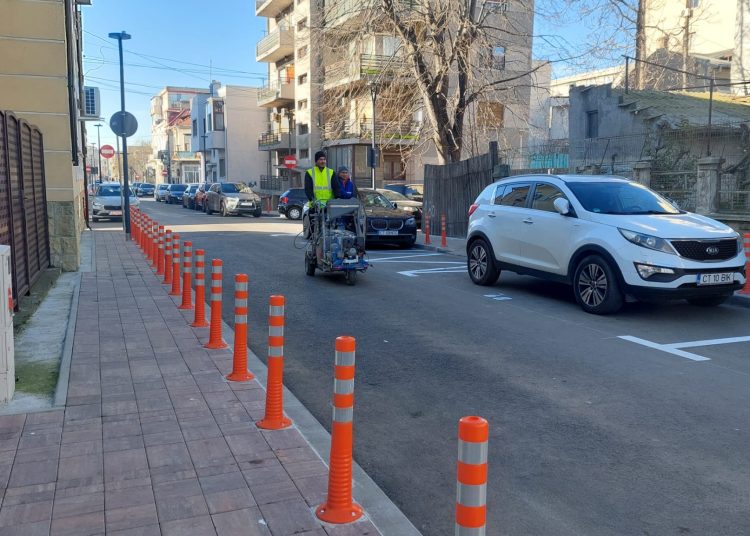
[191,249,209,328]
[226,274,254,381]
[441,213,447,248]
[142,217,151,256]
[456,416,489,536]
[163,230,173,285]
[257,295,292,430]
[133,210,140,245]
[151,223,159,267]
[139,215,147,252]
[179,241,193,310]
[424,211,431,246]
[740,232,750,295]
[204,260,228,349]
[170,234,182,296]
[316,336,363,524]
[157,226,165,276]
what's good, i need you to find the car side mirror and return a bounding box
[393,202,398,209]
[553,198,571,216]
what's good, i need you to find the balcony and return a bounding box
[256,25,294,63]
[324,54,405,90]
[258,130,294,151]
[172,151,198,161]
[257,79,295,108]
[321,120,420,146]
[256,0,293,18]
[205,130,225,150]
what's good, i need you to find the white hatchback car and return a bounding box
[466,175,746,314]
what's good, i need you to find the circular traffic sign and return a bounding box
[100,145,115,159]
[161,170,168,176]
[109,111,138,138]
[284,155,297,169]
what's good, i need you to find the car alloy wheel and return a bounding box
[287,206,301,220]
[573,255,623,314]
[467,238,500,286]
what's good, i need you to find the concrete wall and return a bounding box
[222,86,267,182]
[0,0,87,271]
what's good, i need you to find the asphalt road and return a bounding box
[118,199,750,535]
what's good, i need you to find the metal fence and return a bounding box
[650,171,697,212]
[0,111,50,309]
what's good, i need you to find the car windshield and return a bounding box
[221,183,252,194]
[381,190,409,201]
[157,184,168,190]
[567,181,680,215]
[97,186,121,197]
[187,185,198,193]
[360,192,394,208]
[170,185,187,191]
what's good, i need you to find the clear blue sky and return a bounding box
[81,1,603,148]
[82,0,268,148]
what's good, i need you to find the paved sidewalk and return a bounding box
[0,229,384,535]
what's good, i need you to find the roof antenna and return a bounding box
[209,60,213,93]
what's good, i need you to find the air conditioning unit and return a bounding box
[0,245,14,404]
[81,86,101,120]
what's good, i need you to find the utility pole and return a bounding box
[634,0,646,90]
[682,0,692,88]
[95,123,103,180]
[368,80,378,189]
[109,30,132,238]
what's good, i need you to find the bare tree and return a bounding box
[316,0,540,164]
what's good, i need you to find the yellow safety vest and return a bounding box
[307,167,334,205]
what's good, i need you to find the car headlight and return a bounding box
[226,197,238,205]
[402,206,417,212]
[405,217,416,226]
[92,202,103,209]
[634,263,676,279]
[619,229,676,255]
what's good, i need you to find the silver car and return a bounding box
[91,182,139,221]
[204,182,262,217]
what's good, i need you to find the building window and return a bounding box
[298,99,308,110]
[491,46,506,69]
[688,0,700,7]
[213,100,225,131]
[298,123,309,135]
[477,102,504,129]
[207,113,212,132]
[219,158,226,178]
[297,18,307,31]
[184,138,191,152]
[192,119,197,136]
[298,73,308,85]
[300,149,309,159]
[297,45,308,59]
[586,110,599,139]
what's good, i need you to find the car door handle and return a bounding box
[488,213,496,218]
[523,218,534,224]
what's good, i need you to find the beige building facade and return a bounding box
[0,0,90,271]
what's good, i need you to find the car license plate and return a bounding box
[696,272,733,286]
[110,210,122,216]
[378,230,398,236]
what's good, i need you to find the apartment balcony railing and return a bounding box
[257,79,295,108]
[256,0,293,18]
[321,120,420,143]
[324,54,405,89]
[256,24,294,63]
[259,174,291,192]
[172,151,197,160]
[258,130,294,150]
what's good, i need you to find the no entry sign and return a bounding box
[100,145,115,159]
[284,155,297,169]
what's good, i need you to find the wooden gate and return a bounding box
[0,111,51,309]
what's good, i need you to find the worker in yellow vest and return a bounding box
[304,151,335,207]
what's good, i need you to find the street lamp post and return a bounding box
[108,30,132,239]
[368,81,378,189]
[94,123,102,180]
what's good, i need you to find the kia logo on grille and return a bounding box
[706,246,720,255]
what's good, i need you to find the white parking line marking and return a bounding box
[270,233,299,237]
[398,266,466,277]
[668,335,750,349]
[484,293,512,301]
[368,253,442,262]
[618,335,711,362]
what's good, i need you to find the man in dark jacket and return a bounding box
[332,166,357,200]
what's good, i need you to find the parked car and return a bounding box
[377,188,422,228]
[193,182,211,211]
[136,183,155,197]
[278,188,307,220]
[154,183,169,202]
[358,189,417,247]
[384,183,424,202]
[204,182,262,217]
[466,174,747,314]
[91,182,139,222]
[165,183,188,204]
[182,183,199,209]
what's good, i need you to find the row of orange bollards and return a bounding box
[130,206,489,532]
[741,232,750,295]
[422,211,448,248]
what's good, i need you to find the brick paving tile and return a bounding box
[212,507,272,536]
[324,520,381,535]
[160,514,217,536]
[258,499,321,535]
[106,524,161,536]
[52,491,104,518]
[2,483,56,506]
[105,503,159,532]
[0,519,51,535]
[49,511,104,536]
[0,499,53,527]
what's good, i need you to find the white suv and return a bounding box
[466,175,746,314]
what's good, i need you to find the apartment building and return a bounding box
[150,87,209,184]
[1,0,92,271]
[255,0,534,188]
[190,82,267,183]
